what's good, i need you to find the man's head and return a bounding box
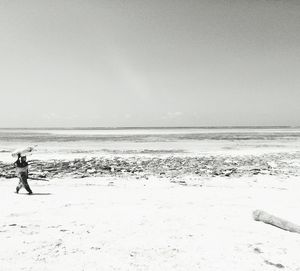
[21,156,27,162]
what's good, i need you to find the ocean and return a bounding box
[1,127,300,161]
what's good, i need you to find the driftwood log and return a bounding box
[253,209,300,234]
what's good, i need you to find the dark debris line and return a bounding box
[0,153,299,180]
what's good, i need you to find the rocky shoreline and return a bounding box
[1,153,299,180]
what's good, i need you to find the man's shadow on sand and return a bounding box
[17,192,52,196]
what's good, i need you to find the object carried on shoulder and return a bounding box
[11,145,37,158]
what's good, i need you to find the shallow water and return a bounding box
[1,127,300,161]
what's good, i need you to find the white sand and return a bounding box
[1,176,300,270]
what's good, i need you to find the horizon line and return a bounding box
[0,125,298,130]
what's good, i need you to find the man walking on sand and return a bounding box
[14,154,33,194]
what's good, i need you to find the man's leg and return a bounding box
[20,173,33,194]
[23,179,33,194]
[16,179,23,193]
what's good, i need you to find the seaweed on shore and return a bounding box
[0,153,299,180]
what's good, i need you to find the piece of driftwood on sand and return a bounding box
[253,209,300,234]
[28,177,50,182]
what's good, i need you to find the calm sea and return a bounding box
[0,127,300,161]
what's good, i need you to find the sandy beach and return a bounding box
[1,176,300,271]
[1,128,300,270]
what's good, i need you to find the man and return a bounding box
[14,154,33,194]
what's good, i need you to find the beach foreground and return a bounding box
[1,176,300,271]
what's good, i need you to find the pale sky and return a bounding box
[0,0,299,127]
